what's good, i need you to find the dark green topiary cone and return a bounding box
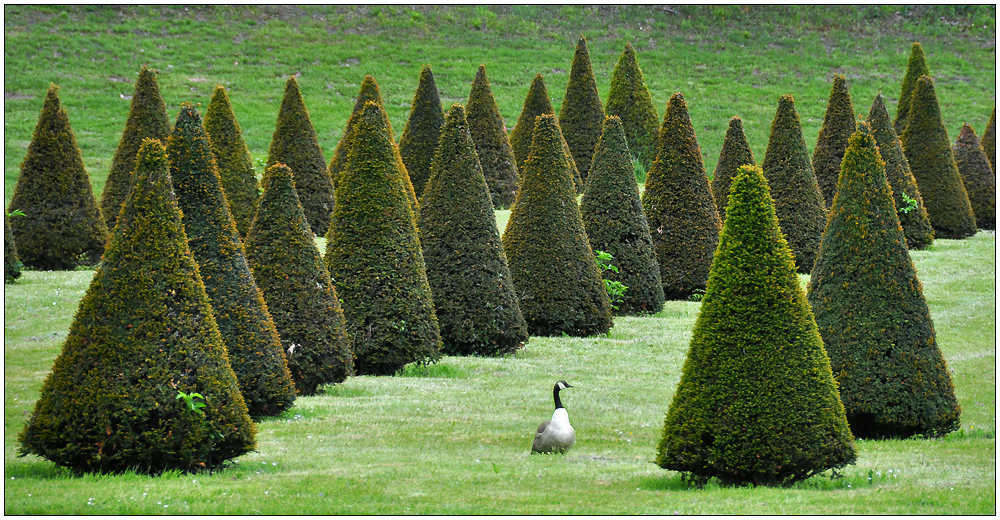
[656,164,856,487]
[808,123,961,439]
[605,42,660,170]
[710,116,756,224]
[18,138,256,474]
[812,74,858,207]
[399,65,445,198]
[245,163,355,395]
[953,123,996,230]
[894,42,931,136]
[169,103,296,418]
[204,85,259,239]
[509,74,583,193]
[559,36,606,184]
[982,106,996,173]
[466,65,520,209]
[5,214,23,284]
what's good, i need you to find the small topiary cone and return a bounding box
[655,164,856,487]
[5,214,23,284]
[812,74,858,207]
[899,75,977,239]
[894,42,931,136]
[808,123,961,438]
[580,116,665,315]
[605,42,660,170]
[710,116,756,224]
[8,84,109,270]
[953,123,996,230]
[169,103,296,418]
[18,138,256,474]
[399,65,445,198]
[559,35,606,184]
[245,163,355,394]
[466,64,520,209]
[509,74,584,193]
[204,85,259,239]
[419,104,528,356]
[267,76,335,236]
[503,114,614,336]
[642,93,721,300]
[982,106,996,173]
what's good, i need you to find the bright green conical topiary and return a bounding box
[559,36,606,184]
[466,64,520,209]
[580,116,665,315]
[509,74,583,193]
[982,106,996,173]
[605,42,660,170]
[812,74,858,207]
[204,85,259,239]
[503,114,614,336]
[169,103,296,418]
[808,123,961,439]
[17,138,256,474]
[5,214,23,284]
[399,65,445,198]
[642,93,721,300]
[953,123,996,230]
[710,116,756,224]
[893,42,931,136]
[7,84,109,270]
[326,101,442,376]
[245,163,355,395]
[655,164,856,487]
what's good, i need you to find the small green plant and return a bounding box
[596,250,628,310]
[898,191,919,214]
[7,209,26,218]
[177,390,225,440]
[687,289,705,302]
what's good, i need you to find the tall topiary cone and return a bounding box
[982,106,996,173]
[18,139,256,474]
[169,103,296,418]
[761,95,828,273]
[808,124,961,438]
[7,84,109,270]
[953,123,996,230]
[899,76,977,239]
[893,42,931,135]
[399,65,445,198]
[580,116,665,315]
[204,85,259,239]
[509,74,584,193]
[419,104,528,356]
[812,74,858,207]
[267,76,335,236]
[559,36,606,184]
[605,42,660,170]
[710,116,756,224]
[867,93,935,249]
[503,114,614,336]
[245,163,354,394]
[466,65,520,209]
[99,67,171,231]
[5,214,23,283]
[326,101,442,376]
[656,164,856,487]
[642,93,721,300]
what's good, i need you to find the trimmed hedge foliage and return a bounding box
[642,93,721,300]
[559,36,606,184]
[760,94,828,274]
[7,84,109,270]
[204,85,259,239]
[983,106,996,173]
[655,164,856,487]
[580,116,665,315]
[509,74,584,193]
[325,101,442,376]
[710,116,756,224]
[812,74,858,207]
[245,163,355,394]
[398,65,445,198]
[605,42,660,170]
[953,123,996,230]
[899,75,978,239]
[808,123,961,439]
[466,65,520,209]
[894,42,931,136]
[169,103,296,418]
[18,138,256,474]
[267,76,335,237]
[502,114,614,337]
[99,66,171,232]
[5,214,23,283]
[867,93,935,249]
[419,104,528,356]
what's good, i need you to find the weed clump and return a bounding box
[204,85,259,239]
[812,74,858,207]
[982,106,996,173]
[466,64,520,209]
[5,215,23,283]
[605,42,660,170]
[953,123,996,230]
[509,74,583,193]
[894,42,931,135]
[559,36,606,184]
[399,65,445,198]
[710,116,756,224]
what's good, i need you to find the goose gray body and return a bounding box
[531,381,575,454]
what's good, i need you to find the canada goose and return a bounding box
[531,380,576,454]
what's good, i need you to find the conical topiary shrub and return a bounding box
[502,114,614,336]
[655,164,856,487]
[982,106,996,173]
[245,163,354,394]
[5,214,23,284]
[419,104,528,356]
[642,93,721,300]
[899,75,977,239]
[267,76,335,236]
[7,84,109,270]
[325,101,442,376]
[99,66,171,231]
[605,42,660,170]
[559,35,606,184]
[17,139,256,474]
[710,116,756,224]
[466,64,520,209]
[867,93,935,249]
[953,123,996,230]
[509,74,584,193]
[204,85,259,239]
[761,95,828,273]
[580,116,665,315]
[894,42,931,136]
[169,103,296,418]
[398,65,445,198]
[808,123,961,439]
[812,74,858,207]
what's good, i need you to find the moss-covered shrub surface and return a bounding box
[204,85,259,239]
[953,123,996,230]
[558,36,606,184]
[710,116,756,224]
[812,74,857,207]
[509,74,583,193]
[5,214,23,283]
[604,42,660,170]
[398,65,445,198]
[466,65,520,209]
[894,42,931,136]
[982,105,996,173]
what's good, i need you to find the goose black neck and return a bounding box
[553,384,564,410]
